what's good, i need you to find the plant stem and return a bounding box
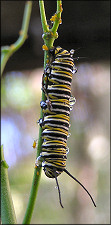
[22,43,48,225]
[39,0,49,33]
[22,115,43,224]
[51,0,62,34]
[1,1,32,76]
[1,145,17,224]
[22,1,62,223]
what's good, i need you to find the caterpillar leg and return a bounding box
[42,65,51,93]
[69,96,76,110]
[40,99,52,111]
[41,81,52,111]
[35,155,43,168]
[42,65,53,110]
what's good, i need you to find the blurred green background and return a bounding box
[1,1,110,224]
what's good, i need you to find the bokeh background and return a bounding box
[1,1,110,224]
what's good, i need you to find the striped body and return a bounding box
[35,47,96,209]
[40,115,70,132]
[41,99,71,116]
[36,46,76,178]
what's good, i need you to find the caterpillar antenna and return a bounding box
[64,169,96,207]
[74,46,86,52]
[55,175,64,208]
[73,56,88,60]
[74,47,82,52]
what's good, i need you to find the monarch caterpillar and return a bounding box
[35,46,96,208]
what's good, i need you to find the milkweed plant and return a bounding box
[1,1,63,224]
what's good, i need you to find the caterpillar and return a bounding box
[35,46,96,208]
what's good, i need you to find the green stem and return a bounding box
[39,0,49,33]
[22,1,62,223]
[1,145,17,224]
[22,113,43,224]
[22,45,48,225]
[1,1,32,76]
[51,0,62,34]
[39,0,62,50]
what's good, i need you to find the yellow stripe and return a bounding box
[52,69,73,77]
[48,84,71,90]
[44,114,70,121]
[42,140,67,146]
